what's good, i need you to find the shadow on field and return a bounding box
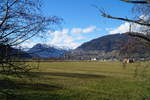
[0,72,107,100]
[0,79,62,100]
[0,79,62,91]
[29,72,107,79]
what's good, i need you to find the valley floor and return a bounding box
[0,61,150,100]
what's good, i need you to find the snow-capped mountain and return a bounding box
[28,43,70,58]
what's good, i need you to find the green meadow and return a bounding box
[0,61,150,100]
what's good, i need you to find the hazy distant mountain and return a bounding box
[0,45,32,59]
[28,43,70,58]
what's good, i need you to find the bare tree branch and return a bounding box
[0,0,62,77]
[126,32,150,42]
[101,12,150,26]
[121,0,150,4]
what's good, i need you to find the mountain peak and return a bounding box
[76,33,129,52]
[28,44,70,58]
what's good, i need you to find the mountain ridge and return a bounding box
[66,33,150,60]
[28,43,70,58]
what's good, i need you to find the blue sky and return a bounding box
[22,0,135,49]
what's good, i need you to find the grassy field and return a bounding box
[0,61,150,100]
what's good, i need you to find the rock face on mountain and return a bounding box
[28,44,70,58]
[66,34,150,60]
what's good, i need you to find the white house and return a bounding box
[91,58,97,61]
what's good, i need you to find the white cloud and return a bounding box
[48,29,81,49]
[47,26,97,49]
[107,15,150,34]
[139,15,149,21]
[71,26,96,33]
[71,28,82,33]
[82,26,96,33]
[108,22,148,34]
[19,26,97,49]
[108,22,130,34]
[21,42,35,48]
[19,40,37,51]
[50,29,69,45]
